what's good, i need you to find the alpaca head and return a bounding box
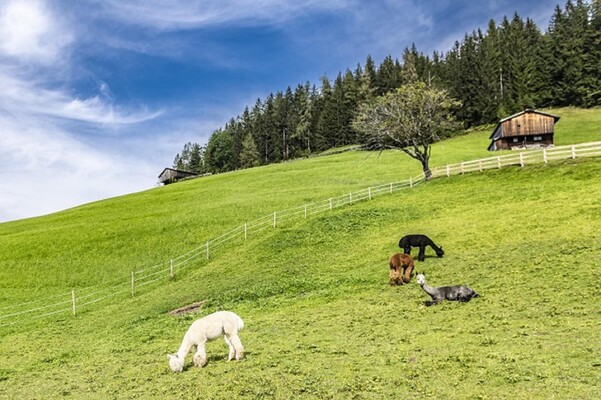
[416,272,426,286]
[167,354,184,372]
[436,247,444,258]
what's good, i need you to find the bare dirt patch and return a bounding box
[169,301,205,316]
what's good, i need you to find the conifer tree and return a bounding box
[358,55,378,102]
[588,0,601,105]
[239,133,260,169]
[376,55,403,95]
[205,129,234,173]
[292,82,313,155]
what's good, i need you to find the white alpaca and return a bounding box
[167,311,244,372]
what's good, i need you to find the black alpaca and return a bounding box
[398,234,444,262]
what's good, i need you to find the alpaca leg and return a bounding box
[227,334,244,360]
[390,268,401,285]
[224,336,236,361]
[193,343,207,368]
[402,264,414,283]
[418,246,425,261]
[404,246,411,255]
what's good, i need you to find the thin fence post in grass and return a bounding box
[244,223,247,239]
[304,204,307,219]
[519,152,524,167]
[206,241,210,260]
[543,148,548,164]
[329,198,333,210]
[409,177,413,188]
[478,160,483,172]
[368,187,371,200]
[273,211,277,228]
[170,259,174,279]
[389,182,393,193]
[71,289,76,317]
[572,145,576,159]
[497,156,501,169]
[460,162,464,174]
[131,272,135,297]
[446,164,450,177]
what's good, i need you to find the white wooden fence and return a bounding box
[431,141,601,178]
[2,140,600,327]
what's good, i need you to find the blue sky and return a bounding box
[0,0,561,222]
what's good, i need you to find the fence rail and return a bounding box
[2,140,600,328]
[431,141,601,178]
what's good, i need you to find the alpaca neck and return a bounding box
[176,334,194,359]
[420,282,439,297]
[429,242,441,252]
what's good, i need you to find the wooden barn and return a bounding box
[487,109,560,151]
[158,168,198,185]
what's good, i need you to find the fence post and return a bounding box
[478,160,482,172]
[572,145,576,159]
[460,162,464,174]
[304,204,307,219]
[446,164,450,177]
[329,198,333,210]
[409,177,413,188]
[519,152,524,167]
[497,156,501,169]
[543,148,548,164]
[389,182,393,193]
[368,187,371,200]
[244,223,247,240]
[273,211,277,228]
[206,241,210,260]
[170,259,174,279]
[131,272,135,297]
[71,289,76,317]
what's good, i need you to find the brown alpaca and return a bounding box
[389,253,415,285]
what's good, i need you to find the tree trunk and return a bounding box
[421,156,432,180]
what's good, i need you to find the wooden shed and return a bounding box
[488,109,560,151]
[158,168,198,185]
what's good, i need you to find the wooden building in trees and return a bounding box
[487,109,560,151]
[158,168,198,185]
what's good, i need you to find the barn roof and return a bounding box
[489,109,560,140]
[157,167,198,179]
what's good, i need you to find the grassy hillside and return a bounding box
[0,107,600,399]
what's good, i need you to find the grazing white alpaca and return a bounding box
[168,311,244,372]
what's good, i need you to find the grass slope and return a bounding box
[0,107,600,399]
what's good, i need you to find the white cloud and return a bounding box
[0,0,73,64]
[0,68,162,125]
[0,115,158,222]
[94,0,350,30]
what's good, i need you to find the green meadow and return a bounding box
[0,107,600,399]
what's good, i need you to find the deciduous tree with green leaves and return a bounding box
[353,82,461,179]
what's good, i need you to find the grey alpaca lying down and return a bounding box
[416,272,479,306]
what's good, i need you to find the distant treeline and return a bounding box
[173,0,601,174]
